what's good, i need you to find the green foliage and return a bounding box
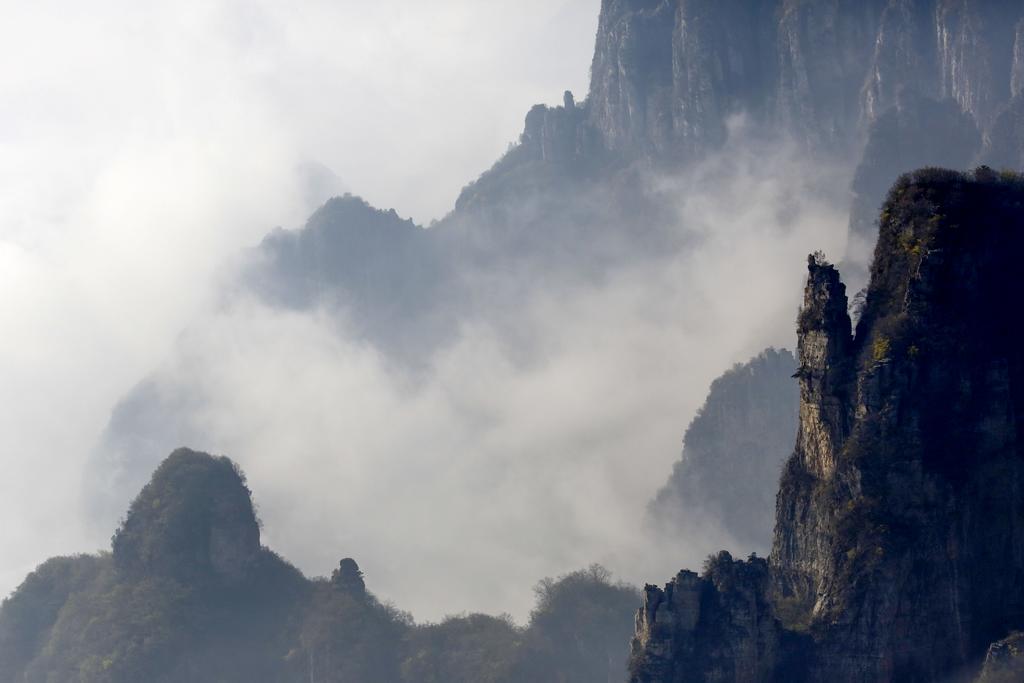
[37,575,196,682]
[402,614,520,683]
[509,565,640,683]
[0,555,109,681]
[773,595,812,634]
[871,335,891,363]
[399,564,641,683]
[851,166,1024,484]
[112,449,260,583]
[1,449,641,682]
[287,581,409,683]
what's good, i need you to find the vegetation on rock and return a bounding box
[1,450,639,683]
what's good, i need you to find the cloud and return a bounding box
[94,127,852,621]
[0,3,853,623]
[0,0,597,598]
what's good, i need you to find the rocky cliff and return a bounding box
[629,168,1024,682]
[773,168,1024,681]
[629,552,802,683]
[583,0,1024,261]
[585,0,1024,158]
[648,349,799,554]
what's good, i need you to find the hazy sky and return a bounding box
[0,0,853,621]
[0,0,598,602]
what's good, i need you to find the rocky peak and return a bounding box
[331,557,366,596]
[111,448,261,584]
[630,169,1024,682]
[520,93,591,165]
[794,254,853,480]
[774,168,1024,679]
[629,552,794,683]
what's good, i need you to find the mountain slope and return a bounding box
[629,168,1024,683]
[648,349,799,553]
[2,450,639,683]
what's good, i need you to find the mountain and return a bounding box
[1,449,639,683]
[648,349,799,554]
[773,167,1024,680]
[89,0,1024,533]
[1,449,316,682]
[628,168,1024,682]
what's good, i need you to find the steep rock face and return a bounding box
[629,168,1024,683]
[774,0,886,148]
[772,168,1024,680]
[587,0,678,156]
[580,0,1024,286]
[856,0,1024,188]
[520,92,595,165]
[586,0,885,157]
[628,552,797,683]
[670,0,777,155]
[648,349,799,553]
[934,1,1023,130]
[584,0,1024,164]
[861,0,940,122]
[1013,19,1024,99]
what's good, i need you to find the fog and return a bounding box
[91,126,849,620]
[0,2,851,621]
[0,0,597,601]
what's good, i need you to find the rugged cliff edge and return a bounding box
[586,0,1024,159]
[629,168,1024,683]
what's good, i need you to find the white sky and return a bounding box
[1,0,599,225]
[0,0,853,621]
[0,0,599,604]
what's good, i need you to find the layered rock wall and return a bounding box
[630,170,1024,682]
